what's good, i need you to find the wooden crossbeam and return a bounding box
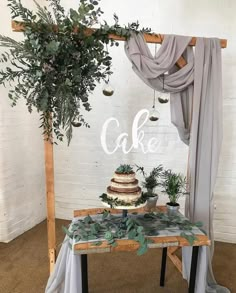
[11,20,227,48]
[11,20,227,70]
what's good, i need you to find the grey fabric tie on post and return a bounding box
[125,33,230,293]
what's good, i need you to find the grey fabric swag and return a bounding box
[125,33,230,293]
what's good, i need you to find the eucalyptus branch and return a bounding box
[7,0,35,21]
[0,35,23,49]
[34,0,54,25]
[0,0,153,144]
[48,0,65,23]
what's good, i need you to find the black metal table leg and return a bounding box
[81,254,88,293]
[160,247,167,287]
[122,209,128,218]
[189,246,199,293]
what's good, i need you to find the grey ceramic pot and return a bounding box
[166,203,180,215]
[146,194,158,210]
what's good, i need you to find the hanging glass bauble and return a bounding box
[71,117,82,127]
[102,81,114,96]
[149,107,160,122]
[158,92,170,104]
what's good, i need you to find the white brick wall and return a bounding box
[0,0,47,242]
[1,0,236,243]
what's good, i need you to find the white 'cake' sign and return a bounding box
[100,109,160,154]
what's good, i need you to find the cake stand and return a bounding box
[102,201,147,218]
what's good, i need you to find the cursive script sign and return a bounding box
[100,109,160,154]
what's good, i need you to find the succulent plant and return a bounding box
[115,164,133,174]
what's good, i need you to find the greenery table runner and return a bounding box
[64,210,205,256]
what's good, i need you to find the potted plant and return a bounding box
[136,165,163,209]
[161,169,186,214]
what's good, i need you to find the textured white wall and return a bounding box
[0,0,47,242]
[55,0,236,244]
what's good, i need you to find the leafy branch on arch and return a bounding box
[0,0,151,144]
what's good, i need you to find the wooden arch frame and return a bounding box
[11,21,227,273]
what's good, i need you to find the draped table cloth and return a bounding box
[125,33,229,293]
[45,237,82,293]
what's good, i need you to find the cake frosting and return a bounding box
[110,178,139,191]
[107,187,141,202]
[106,169,142,204]
[113,172,136,183]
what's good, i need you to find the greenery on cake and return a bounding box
[115,164,133,174]
[100,192,146,208]
[136,165,163,198]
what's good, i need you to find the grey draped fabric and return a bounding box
[125,33,229,293]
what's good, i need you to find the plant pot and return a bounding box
[145,194,158,211]
[166,202,180,215]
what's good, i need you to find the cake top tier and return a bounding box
[113,172,136,183]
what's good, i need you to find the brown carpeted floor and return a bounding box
[0,219,235,293]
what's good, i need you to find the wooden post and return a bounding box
[44,128,56,273]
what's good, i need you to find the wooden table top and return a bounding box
[72,206,210,254]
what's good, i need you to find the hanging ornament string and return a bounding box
[153,88,156,110]
[105,44,110,84]
[102,44,114,96]
[149,88,160,122]
[162,73,165,92]
[149,43,160,122]
[71,98,82,127]
[158,69,169,104]
[153,43,157,109]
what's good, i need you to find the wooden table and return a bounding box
[73,206,210,293]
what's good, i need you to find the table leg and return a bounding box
[160,247,167,287]
[81,254,88,293]
[122,209,128,218]
[189,246,199,293]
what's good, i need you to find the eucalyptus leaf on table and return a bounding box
[64,211,203,256]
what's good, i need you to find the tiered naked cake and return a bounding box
[106,165,142,205]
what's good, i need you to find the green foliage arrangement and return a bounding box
[161,169,186,205]
[63,210,153,255]
[143,212,203,245]
[115,164,133,174]
[136,165,163,197]
[0,0,151,144]
[100,192,146,208]
[63,210,203,255]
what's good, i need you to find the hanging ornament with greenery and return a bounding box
[0,0,151,144]
[102,44,114,96]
